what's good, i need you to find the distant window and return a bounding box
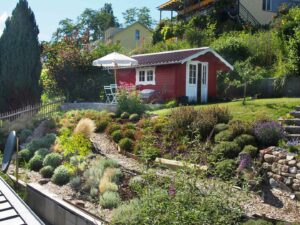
[263,0,272,11]
[136,67,155,85]
[135,30,140,41]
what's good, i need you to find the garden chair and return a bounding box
[104,85,117,104]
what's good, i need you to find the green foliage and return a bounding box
[28,155,43,171]
[107,123,121,135]
[214,159,237,181]
[122,7,154,28]
[129,114,140,122]
[214,130,234,143]
[111,199,140,225]
[116,90,146,116]
[34,148,50,159]
[99,191,121,209]
[19,129,32,143]
[51,165,71,186]
[229,120,253,138]
[120,112,130,119]
[0,0,42,112]
[210,142,241,162]
[96,120,109,133]
[165,100,178,109]
[124,123,136,130]
[26,133,56,154]
[242,145,258,158]
[140,146,160,163]
[112,130,123,143]
[40,166,54,178]
[119,138,133,151]
[234,134,256,148]
[123,129,135,140]
[70,176,82,190]
[43,153,63,169]
[242,219,272,225]
[19,149,33,163]
[215,123,229,134]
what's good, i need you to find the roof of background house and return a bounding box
[131,47,233,70]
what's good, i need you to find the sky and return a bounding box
[0,0,172,41]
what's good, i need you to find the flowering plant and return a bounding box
[254,121,284,147]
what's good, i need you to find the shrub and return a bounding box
[140,146,161,163]
[74,118,96,138]
[254,121,284,146]
[129,113,140,122]
[108,112,116,118]
[52,165,71,186]
[26,133,56,153]
[229,120,253,137]
[234,134,256,148]
[214,130,234,143]
[119,138,133,151]
[112,130,123,143]
[60,132,92,157]
[40,166,54,178]
[99,182,118,194]
[43,153,63,168]
[214,159,237,181]
[28,155,43,171]
[70,176,81,190]
[165,100,178,109]
[99,191,121,209]
[214,123,229,134]
[242,219,272,225]
[124,123,136,130]
[107,123,121,135]
[19,129,32,143]
[123,129,135,139]
[120,112,130,119]
[117,89,146,115]
[242,145,258,158]
[111,199,140,225]
[207,106,232,124]
[19,149,33,162]
[210,142,241,162]
[34,148,49,159]
[96,119,109,133]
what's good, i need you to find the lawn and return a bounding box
[153,98,300,121]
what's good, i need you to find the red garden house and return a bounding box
[116,47,233,103]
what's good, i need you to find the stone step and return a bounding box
[285,133,300,140]
[279,118,300,126]
[295,106,300,111]
[290,111,300,119]
[284,126,300,134]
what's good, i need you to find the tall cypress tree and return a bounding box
[0,0,41,112]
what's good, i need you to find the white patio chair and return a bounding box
[104,85,117,104]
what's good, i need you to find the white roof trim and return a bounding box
[132,47,210,57]
[181,48,234,70]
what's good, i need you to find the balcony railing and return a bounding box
[178,0,214,15]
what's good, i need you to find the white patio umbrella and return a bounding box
[92,52,138,85]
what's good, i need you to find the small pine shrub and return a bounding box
[90,187,99,199]
[215,123,229,134]
[28,155,43,171]
[52,165,71,186]
[99,191,121,209]
[19,149,33,162]
[34,148,49,159]
[96,120,109,133]
[210,142,241,162]
[234,134,256,148]
[123,129,135,139]
[129,114,140,122]
[120,112,130,119]
[70,176,82,190]
[43,153,63,168]
[107,123,121,135]
[112,130,123,143]
[242,145,258,158]
[214,159,237,181]
[74,118,96,138]
[124,123,136,130]
[40,166,54,178]
[214,130,234,143]
[119,138,133,151]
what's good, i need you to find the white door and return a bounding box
[186,62,198,102]
[201,63,208,103]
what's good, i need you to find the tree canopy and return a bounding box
[122,7,155,28]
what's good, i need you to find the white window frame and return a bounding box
[136,67,156,85]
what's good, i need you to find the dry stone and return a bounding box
[292,183,300,191]
[287,155,295,160]
[289,167,298,174]
[296,192,300,200]
[296,174,300,180]
[264,154,276,163]
[297,163,300,169]
[281,165,289,173]
[278,159,287,165]
[288,160,297,166]
[262,162,272,171]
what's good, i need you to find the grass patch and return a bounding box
[153,98,300,121]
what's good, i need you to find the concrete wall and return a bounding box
[240,0,276,25]
[61,103,117,112]
[26,183,105,225]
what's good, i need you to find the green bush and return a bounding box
[214,159,236,181]
[119,138,133,151]
[210,142,241,162]
[52,165,71,186]
[59,133,92,157]
[165,100,178,108]
[214,123,229,134]
[234,134,256,148]
[242,219,272,225]
[19,149,33,162]
[229,120,252,138]
[242,145,258,158]
[117,89,146,115]
[70,176,81,190]
[26,133,56,153]
[34,148,50,159]
[123,129,135,140]
[107,123,121,135]
[96,120,109,133]
[129,114,140,122]
[140,146,161,163]
[28,155,43,171]
[108,112,116,118]
[208,106,232,124]
[124,123,136,130]
[99,191,121,209]
[214,130,234,143]
[112,130,123,143]
[19,129,32,143]
[120,112,130,119]
[43,153,63,168]
[40,166,54,178]
[111,199,139,225]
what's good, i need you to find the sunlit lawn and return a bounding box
[152,98,300,121]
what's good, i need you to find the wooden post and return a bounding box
[15,137,19,189]
[160,10,162,21]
